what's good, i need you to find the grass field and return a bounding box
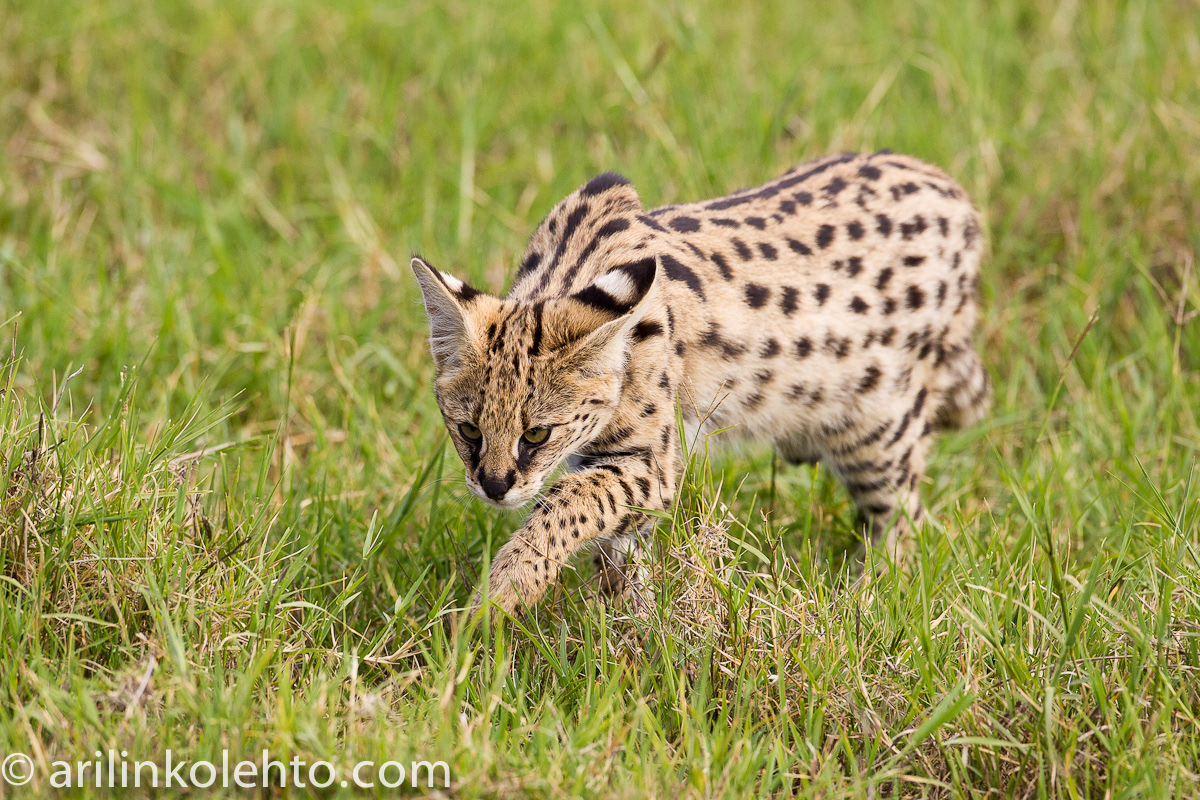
[2,0,1199,796]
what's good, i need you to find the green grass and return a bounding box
[1,0,1199,796]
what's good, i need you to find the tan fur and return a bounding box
[411,151,990,617]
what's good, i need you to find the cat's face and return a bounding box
[410,256,655,508]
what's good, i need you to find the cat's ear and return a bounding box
[553,256,658,372]
[410,256,485,370]
[570,256,657,321]
[575,172,643,213]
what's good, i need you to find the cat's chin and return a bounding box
[467,483,538,511]
[485,495,534,511]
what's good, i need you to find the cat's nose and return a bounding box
[479,470,516,501]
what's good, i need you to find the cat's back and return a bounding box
[646,152,986,440]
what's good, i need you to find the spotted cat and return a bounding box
[411,151,990,617]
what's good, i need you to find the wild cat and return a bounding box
[411,151,990,617]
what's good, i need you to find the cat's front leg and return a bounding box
[470,454,672,617]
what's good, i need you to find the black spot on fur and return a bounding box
[780,286,799,316]
[882,298,897,315]
[659,254,705,298]
[849,296,869,314]
[857,365,881,393]
[847,256,863,277]
[519,251,542,275]
[758,242,778,260]
[711,218,740,228]
[733,239,753,260]
[903,255,926,267]
[858,164,882,180]
[794,337,812,358]
[632,320,664,342]
[711,252,734,280]
[744,283,770,308]
[906,285,925,310]
[787,238,812,256]
[760,338,781,358]
[700,322,747,359]
[745,216,766,230]
[669,216,700,233]
[964,217,981,249]
[885,388,927,446]
[814,284,830,305]
[847,220,865,240]
[545,203,590,276]
[721,343,745,360]
[844,476,891,494]
[854,183,879,210]
[638,214,667,232]
[826,334,851,359]
[876,214,892,237]
[817,224,835,249]
[876,268,893,290]
[529,301,545,355]
[831,420,890,456]
[900,215,927,240]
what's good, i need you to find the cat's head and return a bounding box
[409,255,657,508]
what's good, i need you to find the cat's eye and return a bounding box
[522,426,551,446]
[459,422,482,440]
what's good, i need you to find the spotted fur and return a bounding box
[411,151,990,617]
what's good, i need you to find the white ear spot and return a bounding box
[439,272,465,293]
[593,270,636,303]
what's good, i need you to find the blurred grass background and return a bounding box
[1,0,1198,796]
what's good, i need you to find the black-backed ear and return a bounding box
[576,172,642,213]
[410,256,484,370]
[551,257,659,374]
[570,256,657,319]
